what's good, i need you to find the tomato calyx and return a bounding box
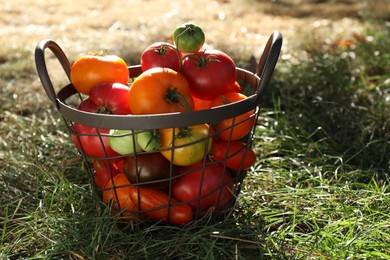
[96,106,113,114]
[165,86,192,112]
[184,51,221,69]
[176,127,192,139]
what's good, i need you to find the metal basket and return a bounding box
[34,31,282,224]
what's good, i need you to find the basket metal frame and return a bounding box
[34,31,283,223]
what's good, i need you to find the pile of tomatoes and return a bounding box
[69,23,257,225]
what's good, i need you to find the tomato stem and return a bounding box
[97,106,112,114]
[165,87,192,112]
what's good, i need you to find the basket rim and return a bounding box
[56,66,262,130]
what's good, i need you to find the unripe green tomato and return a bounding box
[137,130,161,152]
[173,23,205,53]
[108,129,142,155]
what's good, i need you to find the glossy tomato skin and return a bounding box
[172,161,234,212]
[128,67,194,115]
[70,53,129,95]
[71,99,119,159]
[173,23,205,53]
[182,49,236,100]
[211,140,256,171]
[141,42,182,72]
[102,174,138,222]
[72,122,119,159]
[159,124,212,166]
[210,92,256,141]
[129,187,193,225]
[93,159,120,189]
[89,82,132,115]
[123,153,175,190]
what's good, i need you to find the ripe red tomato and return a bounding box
[102,174,138,222]
[211,140,256,170]
[141,42,182,72]
[93,159,120,189]
[181,49,236,100]
[70,52,129,95]
[89,82,132,115]
[129,187,193,225]
[71,98,120,159]
[210,92,256,141]
[71,122,119,159]
[128,67,194,114]
[172,161,234,212]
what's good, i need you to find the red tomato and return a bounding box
[211,140,256,170]
[141,42,182,72]
[71,123,119,159]
[128,67,194,114]
[93,159,120,189]
[129,187,193,225]
[181,49,236,100]
[102,174,138,222]
[210,92,256,141]
[89,82,132,115]
[172,161,234,212]
[70,52,129,95]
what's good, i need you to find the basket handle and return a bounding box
[255,31,283,101]
[35,39,72,107]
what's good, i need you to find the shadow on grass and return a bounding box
[260,22,390,180]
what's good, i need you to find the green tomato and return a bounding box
[108,129,142,155]
[137,130,161,152]
[173,23,205,53]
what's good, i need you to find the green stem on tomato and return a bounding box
[165,86,192,112]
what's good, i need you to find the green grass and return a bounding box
[1,18,390,259]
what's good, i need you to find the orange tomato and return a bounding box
[102,174,138,222]
[129,187,193,225]
[210,92,255,141]
[70,52,129,95]
[193,96,212,111]
[128,67,194,114]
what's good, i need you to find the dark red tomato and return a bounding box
[89,82,132,115]
[123,153,175,190]
[172,160,234,212]
[93,159,120,189]
[211,140,256,171]
[129,187,193,225]
[141,42,182,72]
[181,49,236,100]
[71,123,119,159]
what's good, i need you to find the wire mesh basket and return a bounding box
[35,31,282,225]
